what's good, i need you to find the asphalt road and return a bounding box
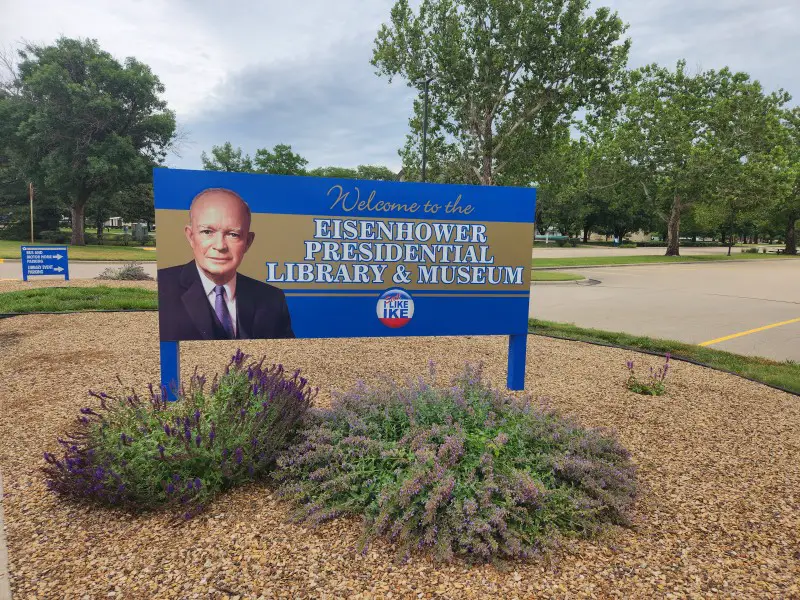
[531,260,800,362]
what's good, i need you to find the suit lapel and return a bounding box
[180,262,216,340]
[235,273,254,340]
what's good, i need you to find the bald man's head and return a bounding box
[189,188,252,229]
[184,188,256,285]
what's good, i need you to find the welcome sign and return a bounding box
[154,168,535,390]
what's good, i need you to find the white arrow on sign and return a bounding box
[53,254,64,260]
[54,267,64,273]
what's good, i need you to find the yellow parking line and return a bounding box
[699,317,800,347]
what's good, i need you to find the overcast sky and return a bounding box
[2,0,798,172]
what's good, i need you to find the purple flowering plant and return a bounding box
[626,353,670,396]
[42,350,315,519]
[275,363,637,562]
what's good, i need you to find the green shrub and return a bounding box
[43,351,316,519]
[275,366,637,562]
[555,238,568,247]
[625,355,669,396]
[39,230,69,243]
[96,262,154,280]
[740,247,759,254]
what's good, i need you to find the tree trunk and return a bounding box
[665,195,682,256]
[71,204,86,246]
[583,226,590,244]
[480,123,493,185]
[786,215,798,255]
[96,218,104,244]
[727,234,733,256]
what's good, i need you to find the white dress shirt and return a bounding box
[196,265,238,337]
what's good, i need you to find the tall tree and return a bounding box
[774,107,800,254]
[253,143,308,175]
[0,38,176,245]
[201,142,254,172]
[355,165,397,181]
[307,166,358,179]
[307,165,397,180]
[602,62,727,255]
[699,74,792,255]
[372,0,630,185]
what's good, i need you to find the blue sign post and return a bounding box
[21,246,69,281]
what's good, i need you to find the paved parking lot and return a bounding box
[531,260,800,362]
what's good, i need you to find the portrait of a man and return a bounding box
[157,187,295,341]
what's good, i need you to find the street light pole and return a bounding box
[421,77,431,183]
[29,182,34,243]
[414,75,435,183]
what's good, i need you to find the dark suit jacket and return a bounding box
[157,261,295,341]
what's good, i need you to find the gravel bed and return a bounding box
[1,309,798,599]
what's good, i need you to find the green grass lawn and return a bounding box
[530,271,584,281]
[532,253,798,268]
[0,286,158,314]
[0,240,156,261]
[529,318,800,395]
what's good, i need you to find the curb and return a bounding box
[0,309,157,319]
[531,278,601,286]
[529,332,799,397]
[531,257,799,271]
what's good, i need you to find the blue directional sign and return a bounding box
[21,246,69,281]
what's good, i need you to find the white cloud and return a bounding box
[2,0,798,171]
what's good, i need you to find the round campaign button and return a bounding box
[376,288,415,328]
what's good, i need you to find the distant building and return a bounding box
[104,217,123,228]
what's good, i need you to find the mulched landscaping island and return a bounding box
[1,281,798,598]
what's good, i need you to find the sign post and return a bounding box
[21,246,69,281]
[160,341,181,400]
[154,169,535,399]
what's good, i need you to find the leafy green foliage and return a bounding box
[372,0,630,185]
[43,351,315,519]
[587,61,792,255]
[201,142,397,181]
[307,165,397,180]
[276,366,637,562]
[253,143,309,176]
[0,37,177,245]
[201,142,255,172]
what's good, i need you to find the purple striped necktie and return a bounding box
[213,285,234,338]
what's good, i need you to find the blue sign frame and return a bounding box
[21,246,69,281]
[155,169,535,398]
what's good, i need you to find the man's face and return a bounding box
[185,191,255,284]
